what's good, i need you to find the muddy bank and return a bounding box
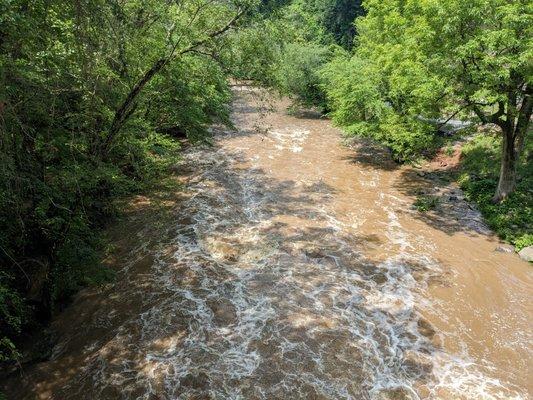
[2,85,531,400]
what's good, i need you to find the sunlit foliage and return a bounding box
[0,0,261,361]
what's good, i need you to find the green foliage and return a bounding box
[281,0,364,47]
[321,54,435,161]
[425,0,532,118]
[413,195,439,212]
[146,58,232,142]
[0,0,261,363]
[514,234,533,252]
[320,0,364,49]
[458,133,532,249]
[320,0,532,164]
[282,0,334,44]
[0,272,25,362]
[320,54,383,128]
[444,145,455,157]
[274,43,333,107]
[222,19,286,85]
[254,0,365,106]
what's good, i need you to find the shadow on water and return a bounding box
[287,108,324,120]
[335,129,490,238]
[3,134,446,400]
[392,167,491,237]
[338,137,398,172]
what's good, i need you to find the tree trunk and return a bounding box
[492,85,532,202]
[492,127,517,203]
[99,58,166,156]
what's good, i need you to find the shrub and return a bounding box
[414,195,439,212]
[458,134,532,249]
[321,55,434,161]
[274,42,332,108]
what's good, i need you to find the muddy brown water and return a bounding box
[3,86,531,399]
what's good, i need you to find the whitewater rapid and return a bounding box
[4,85,531,400]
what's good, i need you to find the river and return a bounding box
[4,84,531,399]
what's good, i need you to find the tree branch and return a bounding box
[179,7,246,56]
[470,100,505,128]
[471,103,489,124]
[437,104,469,129]
[99,6,248,156]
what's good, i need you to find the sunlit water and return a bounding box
[5,85,531,400]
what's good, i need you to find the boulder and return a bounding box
[518,246,533,262]
[494,244,514,253]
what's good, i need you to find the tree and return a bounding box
[427,0,532,202]
[326,0,532,201]
[0,0,262,362]
[321,0,364,49]
[99,0,251,156]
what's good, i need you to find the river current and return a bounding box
[4,85,531,400]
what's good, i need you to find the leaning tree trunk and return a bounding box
[492,127,517,203]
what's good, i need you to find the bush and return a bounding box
[221,20,285,85]
[414,195,439,212]
[458,134,532,249]
[321,55,435,161]
[274,42,332,108]
[145,58,232,142]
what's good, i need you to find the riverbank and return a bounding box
[409,130,532,253]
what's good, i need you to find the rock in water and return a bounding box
[494,245,514,253]
[518,246,533,262]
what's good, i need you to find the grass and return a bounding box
[444,145,455,157]
[458,132,532,250]
[414,195,440,212]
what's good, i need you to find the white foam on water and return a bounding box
[269,127,309,154]
[61,132,529,400]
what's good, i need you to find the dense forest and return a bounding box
[1,0,531,371]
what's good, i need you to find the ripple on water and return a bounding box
[49,139,528,400]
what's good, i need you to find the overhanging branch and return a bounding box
[100,6,248,156]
